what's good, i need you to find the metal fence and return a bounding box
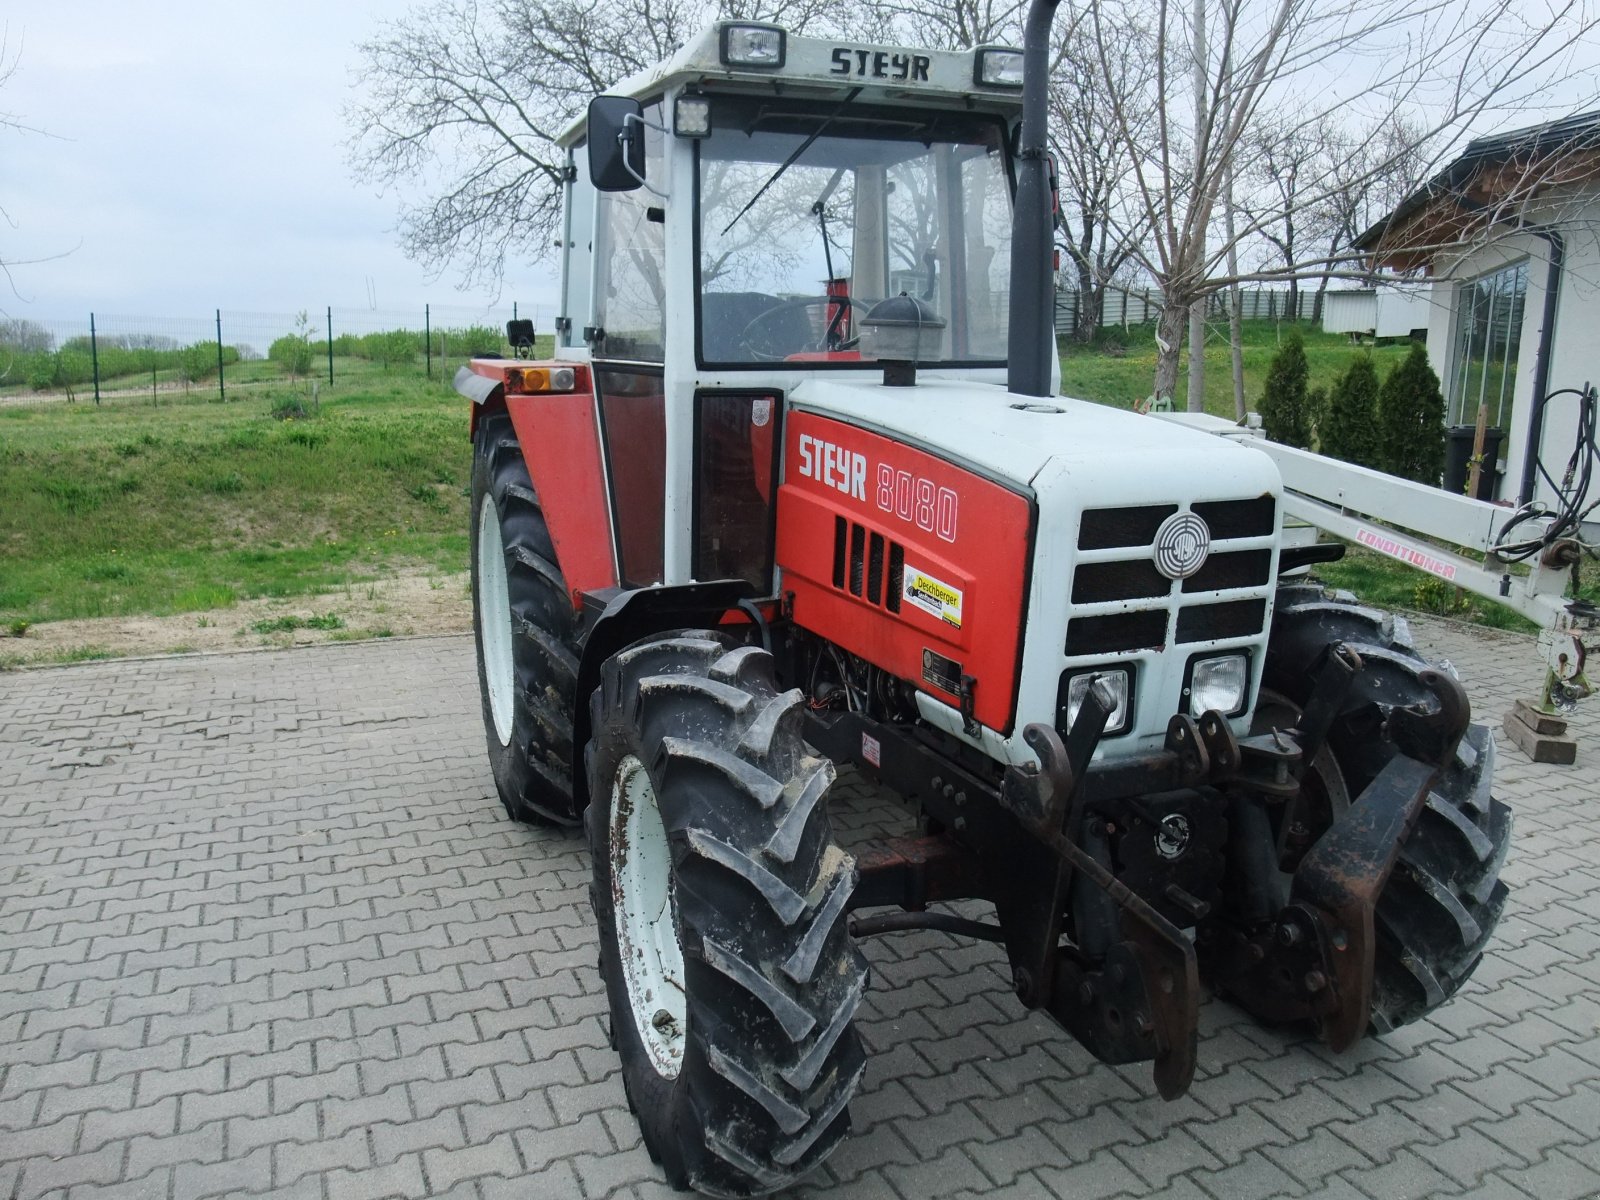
[1053,286,1322,332]
[0,303,541,404]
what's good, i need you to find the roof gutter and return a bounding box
[1518,224,1565,507]
[1006,0,1061,398]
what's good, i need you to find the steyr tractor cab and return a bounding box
[456,9,1511,1196]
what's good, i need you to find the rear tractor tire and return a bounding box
[586,633,869,1197]
[469,410,582,826]
[1263,584,1512,1032]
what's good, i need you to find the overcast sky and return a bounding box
[4,3,1598,333]
[2,1,557,327]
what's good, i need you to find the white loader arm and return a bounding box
[1154,412,1573,629]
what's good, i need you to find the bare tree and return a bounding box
[1084,0,1598,410]
[347,0,859,291]
[1049,9,1158,343]
[862,0,1024,48]
[1308,114,1427,312]
[1241,114,1332,321]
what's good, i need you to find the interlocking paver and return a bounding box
[2,620,1598,1198]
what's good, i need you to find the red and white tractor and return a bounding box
[456,9,1525,1195]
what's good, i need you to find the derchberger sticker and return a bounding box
[902,564,963,628]
[751,397,772,428]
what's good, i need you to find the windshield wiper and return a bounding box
[720,87,863,237]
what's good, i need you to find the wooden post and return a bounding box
[1467,401,1490,498]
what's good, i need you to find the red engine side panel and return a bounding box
[776,411,1032,732]
[505,392,619,608]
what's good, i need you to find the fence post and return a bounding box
[425,304,431,378]
[215,310,226,401]
[326,307,334,385]
[89,313,101,405]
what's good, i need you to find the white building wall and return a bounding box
[1423,194,1600,508]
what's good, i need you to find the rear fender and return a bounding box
[456,361,618,608]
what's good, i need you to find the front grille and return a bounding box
[1067,610,1168,656]
[1073,560,1170,604]
[1079,504,1178,550]
[1193,496,1275,539]
[1067,497,1276,657]
[1182,549,1272,594]
[1176,598,1267,643]
[832,516,905,613]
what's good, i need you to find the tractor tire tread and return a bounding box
[589,632,867,1197]
[1267,584,1512,1034]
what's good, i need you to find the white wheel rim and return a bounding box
[477,494,516,747]
[611,754,687,1077]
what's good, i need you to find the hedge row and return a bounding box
[1258,332,1446,485]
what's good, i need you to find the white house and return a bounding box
[1356,110,1600,506]
[1320,285,1435,339]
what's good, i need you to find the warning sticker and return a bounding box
[861,732,882,768]
[902,564,964,628]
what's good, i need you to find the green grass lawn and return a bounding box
[1058,318,1415,416]
[0,322,1538,646]
[0,359,477,625]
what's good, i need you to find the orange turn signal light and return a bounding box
[505,365,578,395]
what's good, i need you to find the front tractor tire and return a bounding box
[1263,585,1512,1033]
[586,633,868,1197]
[469,410,582,826]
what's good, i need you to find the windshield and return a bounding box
[697,99,1013,367]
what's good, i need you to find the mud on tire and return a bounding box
[469,410,581,825]
[1266,584,1512,1032]
[586,633,869,1197]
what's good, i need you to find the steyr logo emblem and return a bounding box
[1154,512,1211,580]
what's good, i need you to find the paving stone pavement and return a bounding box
[2,618,1598,1200]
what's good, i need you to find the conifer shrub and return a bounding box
[1320,354,1381,468]
[1258,330,1313,449]
[1377,342,1446,484]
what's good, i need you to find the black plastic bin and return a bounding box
[1444,424,1503,499]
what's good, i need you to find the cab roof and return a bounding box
[556,23,1022,148]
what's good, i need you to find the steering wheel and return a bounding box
[738,296,871,361]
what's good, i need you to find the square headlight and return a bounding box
[720,24,786,68]
[1063,668,1131,735]
[674,95,711,137]
[974,46,1024,88]
[1187,653,1249,718]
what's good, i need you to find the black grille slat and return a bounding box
[832,516,847,589]
[1192,496,1276,540]
[1182,549,1272,594]
[1066,610,1168,656]
[1073,560,1171,604]
[887,543,904,612]
[1176,599,1267,643]
[1079,505,1178,550]
[849,524,866,596]
[867,533,885,604]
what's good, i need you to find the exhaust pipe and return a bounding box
[1006,0,1062,399]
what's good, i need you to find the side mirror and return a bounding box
[588,96,646,193]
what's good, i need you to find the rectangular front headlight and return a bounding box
[721,24,785,67]
[1064,668,1130,735]
[1188,654,1249,717]
[974,47,1024,88]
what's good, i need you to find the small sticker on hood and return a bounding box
[902,565,963,629]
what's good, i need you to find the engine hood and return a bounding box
[786,377,1275,491]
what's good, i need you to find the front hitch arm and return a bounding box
[1290,667,1470,1050]
[1001,724,1200,1100]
